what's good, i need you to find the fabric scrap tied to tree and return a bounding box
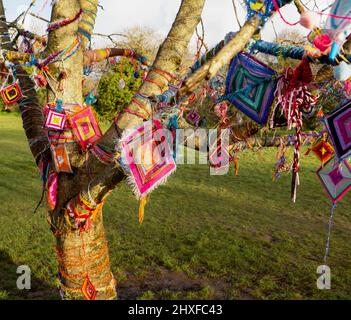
[223,52,277,125]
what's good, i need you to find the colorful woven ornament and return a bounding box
[81,275,97,300]
[311,140,335,166]
[51,144,72,173]
[47,171,58,210]
[317,158,351,204]
[45,109,67,131]
[324,100,351,160]
[120,119,176,200]
[68,106,102,150]
[223,52,276,125]
[187,109,201,127]
[208,129,230,175]
[1,82,23,106]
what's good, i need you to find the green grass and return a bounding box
[1,114,351,300]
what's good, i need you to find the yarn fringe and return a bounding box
[126,164,177,200]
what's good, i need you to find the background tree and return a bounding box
[96,59,143,121]
[117,26,161,61]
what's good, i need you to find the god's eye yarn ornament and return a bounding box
[310,140,335,166]
[324,100,351,160]
[68,106,102,150]
[81,275,97,300]
[317,159,351,204]
[119,119,176,223]
[45,109,67,131]
[1,82,23,106]
[187,109,201,127]
[120,119,176,199]
[223,52,277,125]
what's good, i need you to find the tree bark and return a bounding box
[44,0,117,300]
[53,206,116,300]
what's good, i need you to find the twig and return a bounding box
[29,12,50,23]
[232,0,242,28]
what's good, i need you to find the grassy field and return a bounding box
[1,114,351,300]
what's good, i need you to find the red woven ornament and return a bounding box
[1,82,23,106]
[81,275,97,300]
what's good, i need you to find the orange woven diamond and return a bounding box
[312,140,334,165]
[81,275,97,300]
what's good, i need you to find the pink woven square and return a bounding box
[45,110,67,131]
[121,119,176,199]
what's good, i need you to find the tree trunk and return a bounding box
[44,0,116,300]
[54,207,116,300]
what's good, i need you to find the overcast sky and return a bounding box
[3,0,334,49]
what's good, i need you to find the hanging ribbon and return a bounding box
[275,58,318,202]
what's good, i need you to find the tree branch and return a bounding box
[83,48,148,66]
[83,0,207,202]
[0,1,49,163]
[179,16,259,96]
